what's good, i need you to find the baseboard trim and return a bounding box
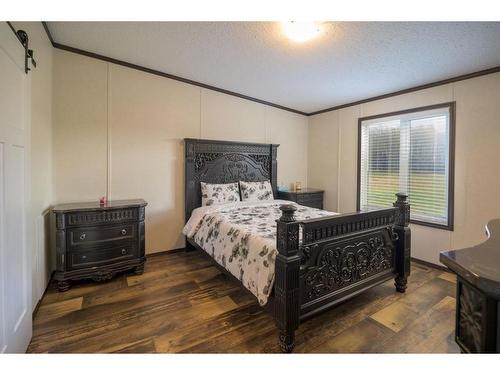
[411,257,449,272]
[146,247,187,257]
[32,270,55,319]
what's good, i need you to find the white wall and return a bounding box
[12,22,54,309]
[53,50,309,253]
[19,23,500,290]
[308,72,500,265]
[308,111,340,211]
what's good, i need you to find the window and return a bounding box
[357,102,455,230]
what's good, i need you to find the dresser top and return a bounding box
[52,199,147,213]
[279,188,324,194]
[440,219,500,298]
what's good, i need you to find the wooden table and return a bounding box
[440,219,500,353]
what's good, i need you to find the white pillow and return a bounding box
[239,180,274,202]
[200,182,240,206]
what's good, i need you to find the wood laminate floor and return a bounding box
[28,250,460,353]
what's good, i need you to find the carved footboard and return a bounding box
[274,193,411,352]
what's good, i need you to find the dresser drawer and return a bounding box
[68,243,138,270]
[68,223,137,249]
[63,207,140,228]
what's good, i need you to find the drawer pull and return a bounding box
[80,233,86,240]
[121,229,127,235]
[81,255,87,260]
[121,249,127,255]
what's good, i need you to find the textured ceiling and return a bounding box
[46,22,500,113]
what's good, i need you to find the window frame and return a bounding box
[356,102,456,231]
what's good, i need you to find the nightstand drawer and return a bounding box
[68,243,138,270]
[297,198,323,209]
[296,193,323,205]
[68,223,137,249]
[278,189,324,210]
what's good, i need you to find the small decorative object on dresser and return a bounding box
[278,188,324,209]
[51,199,147,292]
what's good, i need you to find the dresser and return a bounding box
[440,219,500,353]
[51,199,147,292]
[277,188,324,209]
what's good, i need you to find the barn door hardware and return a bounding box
[16,29,37,74]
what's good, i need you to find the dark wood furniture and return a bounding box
[51,199,147,292]
[184,138,411,353]
[440,219,500,353]
[278,188,324,209]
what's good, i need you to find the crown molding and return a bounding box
[42,22,500,117]
[42,21,54,45]
[41,22,307,116]
[308,65,500,116]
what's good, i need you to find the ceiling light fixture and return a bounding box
[282,21,322,43]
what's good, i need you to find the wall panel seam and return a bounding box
[336,110,341,212]
[305,116,308,188]
[198,87,202,138]
[198,87,201,136]
[450,82,455,250]
[106,63,111,200]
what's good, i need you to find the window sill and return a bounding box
[410,219,453,231]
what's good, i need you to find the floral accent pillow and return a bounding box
[239,180,274,202]
[201,182,240,206]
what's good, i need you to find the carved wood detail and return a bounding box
[194,152,223,172]
[91,270,117,282]
[302,208,396,245]
[274,208,301,353]
[184,139,279,222]
[393,193,411,293]
[66,208,138,227]
[302,230,394,302]
[193,142,271,155]
[194,153,271,181]
[458,282,484,353]
[394,193,411,227]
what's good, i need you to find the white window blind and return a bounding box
[360,105,451,227]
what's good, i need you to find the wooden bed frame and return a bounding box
[184,138,411,353]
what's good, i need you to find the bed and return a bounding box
[183,138,411,352]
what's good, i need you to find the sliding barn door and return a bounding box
[0,22,32,353]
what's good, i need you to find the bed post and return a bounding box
[393,193,411,293]
[275,204,301,353]
[184,139,197,251]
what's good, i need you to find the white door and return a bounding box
[0,22,32,353]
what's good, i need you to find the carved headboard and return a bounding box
[184,138,279,221]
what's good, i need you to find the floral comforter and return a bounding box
[182,200,336,305]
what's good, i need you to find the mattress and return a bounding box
[183,200,337,305]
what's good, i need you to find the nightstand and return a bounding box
[277,188,324,209]
[51,199,147,291]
